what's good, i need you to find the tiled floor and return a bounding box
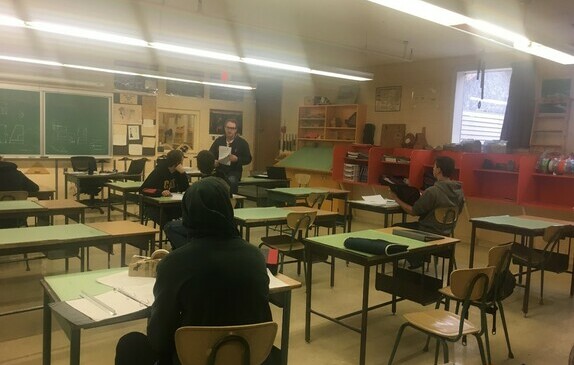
[0,205,573,365]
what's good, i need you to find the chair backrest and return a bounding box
[175,322,278,365]
[433,206,458,237]
[70,156,97,172]
[294,173,311,187]
[286,210,317,238]
[127,158,147,175]
[0,191,28,201]
[450,266,495,301]
[487,242,514,301]
[306,192,328,209]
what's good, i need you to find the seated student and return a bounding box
[0,156,40,228]
[115,177,272,365]
[389,156,464,268]
[139,150,189,228]
[164,150,232,249]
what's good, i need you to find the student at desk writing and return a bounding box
[116,177,272,365]
[163,150,231,249]
[139,150,189,228]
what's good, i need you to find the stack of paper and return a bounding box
[361,195,398,206]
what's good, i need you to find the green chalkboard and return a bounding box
[45,92,111,156]
[0,88,41,155]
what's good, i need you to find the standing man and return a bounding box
[209,119,252,194]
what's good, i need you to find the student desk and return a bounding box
[35,199,88,224]
[237,177,290,206]
[41,268,301,365]
[266,187,349,207]
[0,199,87,224]
[304,227,459,365]
[469,214,574,315]
[233,206,339,242]
[85,221,157,267]
[346,200,406,231]
[140,194,246,247]
[64,171,120,200]
[184,167,202,181]
[105,181,142,220]
[0,222,157,271]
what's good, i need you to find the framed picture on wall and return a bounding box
[209,109,243,135]
[375,86,402,112]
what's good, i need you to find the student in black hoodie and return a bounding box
[0,157,40,193]
[139,150,189,228]
[0,157,40,228]
[164,150,233,249]
[115,177,272,365]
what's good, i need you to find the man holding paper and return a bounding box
[209,119,252,194]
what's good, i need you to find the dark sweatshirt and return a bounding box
[139,164,189,197]
[148,177,271,364]
[209,135,252,178]
[0,161,39,192]
[412,179,465,235]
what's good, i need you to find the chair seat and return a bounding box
[404,310,479,337]
[260,235,305,252]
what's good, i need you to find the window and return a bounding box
[451,68,512,143]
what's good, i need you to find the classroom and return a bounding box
[1,0,573,364]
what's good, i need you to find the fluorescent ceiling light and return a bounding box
[0,15,372,81]
[367,0,469,26]
[0,54,255,90]
[368,0,574,65]
[310,69,372,82]
[150,42,241,62]
[27,21,149,47]
[0,15,25,27]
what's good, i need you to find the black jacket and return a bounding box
[209,135,252,178]
[139,164,189,197]
[0,161,39,193]
[148,177,271,364]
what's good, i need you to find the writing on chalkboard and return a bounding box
[0,124,25,144]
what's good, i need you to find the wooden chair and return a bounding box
[0,191,31,270]
[175,322,277,365]
[431,207,459,279]
[259,210,335,286]
[294,173,311,187]
[512,224,574,306]
[388,266,494,365]
[305,192,328,235]
[436,243,515,362]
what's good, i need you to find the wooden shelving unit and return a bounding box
[297,104,366,149]
[530,98,572,153]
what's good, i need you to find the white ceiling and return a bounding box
[1,0,573,82]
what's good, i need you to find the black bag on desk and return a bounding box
[344,237,408,256]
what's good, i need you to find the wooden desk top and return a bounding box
[35,199,87,210]
[87,221,158,236]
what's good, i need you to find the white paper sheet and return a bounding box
[142,126,156,137]
[143,119,155,126]
[112,124,127,146]
[142,136,156,148]
[218,146,232,166]
[267,269,289,290]
[66,290,147,322]
[170,193,184,201]
[128,125,140,140]
[97,271,155,306]
[360,195,398,206]
[128,144,143,156]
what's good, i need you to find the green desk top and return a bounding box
[0,200,46,212]
[0,223,108,245]
[267,187,329,196]
[306,229,429,257]
[275,146,333,172]
[44,268,126,301]
[106,181,143,189]
[471,215,565,230]
[234,207,289,221]
[240,177,288,184]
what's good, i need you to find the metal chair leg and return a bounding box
[388,323,409,365]
[497,300,514,358]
